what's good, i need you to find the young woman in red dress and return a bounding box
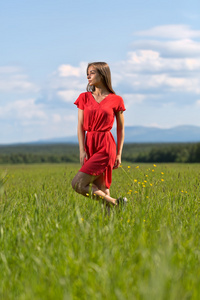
[71,62,127,207]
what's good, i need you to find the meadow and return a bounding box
[0,163,200,299]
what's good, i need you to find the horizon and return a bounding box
[0,124,200,146]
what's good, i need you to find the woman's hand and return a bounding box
[80,150,88,166]
[113,154,121,169]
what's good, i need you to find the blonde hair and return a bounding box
[86,62,115,94]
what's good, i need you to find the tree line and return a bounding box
[0,143,199,164]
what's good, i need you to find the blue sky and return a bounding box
[1,0,200,143]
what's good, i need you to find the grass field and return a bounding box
[0,163,200,300]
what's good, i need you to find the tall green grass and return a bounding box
[0,163,200,299]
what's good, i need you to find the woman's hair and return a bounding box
[86,62,115,94]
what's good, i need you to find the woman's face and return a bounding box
[87,66,102,87]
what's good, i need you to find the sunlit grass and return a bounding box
[0,163,200,299]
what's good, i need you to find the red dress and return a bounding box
[74,92,126,188]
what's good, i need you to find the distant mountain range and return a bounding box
[30,125,200,144]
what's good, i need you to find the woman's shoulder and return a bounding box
[110,93,124,101]
[110,93,126,111]
[78,92,90,97]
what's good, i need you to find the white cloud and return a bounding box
[131,39,200,58]
[196,100,200,106]
[0,66,39,93]
[0,98,46,122]
[58,64,81,77]
[112,26,200,100]
[57,62,87,78]
[126,50,200,72]
[122,93,146,106]
[135,25,200,39]
[57,89,80,102]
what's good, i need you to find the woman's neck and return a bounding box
[93,84,109,96]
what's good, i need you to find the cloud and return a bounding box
[131,39,200,58]
[0,98,46,122]
[126,50,200,72]
[56,62,87,78]
[0,66,39,93]
[135,24,200,39]
[57,89,80,102]
[111,25,200,105]
[196,100,200,106]
[58,64,81,77]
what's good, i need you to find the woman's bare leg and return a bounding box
[71,172,117,206]
[93,174,110,196]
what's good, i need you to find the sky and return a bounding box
[1,0,200,144]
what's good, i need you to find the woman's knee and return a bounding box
[71,174,84,193]
[71,177,77,191]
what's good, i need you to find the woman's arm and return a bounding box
[77,109,87,166]
[113,111,125,169]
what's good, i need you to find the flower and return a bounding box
[136,166,139,169]
[161,179,164,182]
[152,169,155,172]
[128,166,131,169]
[134,179,137,182]
[153,164,157,167]
[86,193,89,196]
[161,172,164,175]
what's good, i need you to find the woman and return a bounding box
[71,62,127,207]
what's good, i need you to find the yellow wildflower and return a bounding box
[153,164,157,167]
[86,193,89,196]
[134,179,137,182]
[152,169,155,172]
[161,172,164,175]
[128,166,131,168]
[136,166,139,168]
[161,179,164,182]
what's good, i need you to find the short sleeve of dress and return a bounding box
[114,96,126,114]
[74,93,85,110]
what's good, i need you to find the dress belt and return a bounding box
[87,130,110,133]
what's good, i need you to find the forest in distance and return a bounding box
[0,142,200,164]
